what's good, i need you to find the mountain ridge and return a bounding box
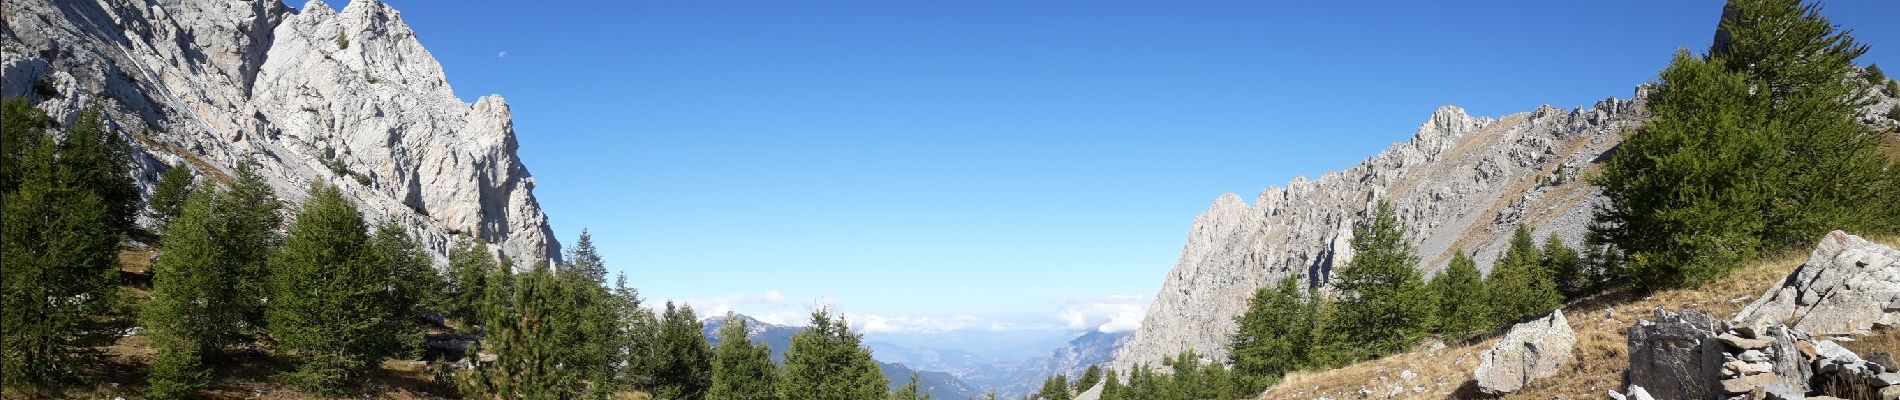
[2,0,560,265]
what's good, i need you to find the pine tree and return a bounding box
[224,165,280,336]
[1074,365,1102,392]
[613,273,659,389]
[265,184,420,393]
[144,189,236,399]
[445,237,499,326]
[1326,201,1435,362]
[1098,370,1123,400]
[1596,0,1894,288]
[653,301,712,399]
[1487,226,1562,323]
[1,98,54,194]
[458,266,590,399]
[565,229,608,283]
[149,166,194,230]
[1229,275,1314,391]
[892,371,928,400]
[1,104,121,387]
[1035,373,1070,400]
[57,105,139,234]
[1542,234,1588,300]
[779,309,887,400]
[709,313,779,400]
[1428,251,1490,342]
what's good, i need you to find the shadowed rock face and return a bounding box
[1,0,559,266]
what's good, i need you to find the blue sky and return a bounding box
[320,0,1899,337]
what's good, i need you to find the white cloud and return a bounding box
[497,51,508,58]
[1057,295,1151,333]
[680,290,788,316]
[842,314,993,334]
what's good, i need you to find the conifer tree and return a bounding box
[565,229,608,283]
[1596,0,1893,288]
[145,190,236,399]
[613,273,659,389]
[1541,234,1588,300]
[149,166,194,230]
[892,371,929,400]
[1035,373,1070,400]
[0,98,53,194]
[224,165,281,334]
[710,313,779,400]
[1,102,121,387]
[1326,201,1435,362]
[779,309,887,400]
[445,237,499,326]
[57,105,139,234]
[266,184,423,393]
[653,301,712,399]
[1229,275,1314,391]
[1486,225,1562,323]
[459,266,591,399]
[1098,370,1123,400]
[1074,365,1102,392]
[1428,252,1490,342]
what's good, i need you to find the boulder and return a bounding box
[1475,310,1576,394]
[1761,325,1812,393]
[1733,231,1900,335]
[1626,308,1723,400]
[1719,372,1779,394]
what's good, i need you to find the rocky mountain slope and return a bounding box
[1110,94,1647,370]
[1112,70,1900,372]
[1,0,559,265]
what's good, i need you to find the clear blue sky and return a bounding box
[322,0,1899,333]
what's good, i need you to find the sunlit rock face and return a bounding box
[1,0,559,266]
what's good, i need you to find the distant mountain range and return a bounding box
[700,314,985,399]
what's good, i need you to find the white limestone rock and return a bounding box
[1475,310,1576,394]
[1,0,559,266]
[1733,231,1900,336]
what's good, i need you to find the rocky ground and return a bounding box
[1257,233,1900,400]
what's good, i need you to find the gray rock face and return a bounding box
[1475,310,1576,394]
[0,0,559,265]
[1112,96,1647,370]
[1733,231,1900,336]
[1626,308,1723,400]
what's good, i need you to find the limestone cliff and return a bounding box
[1111,93,1648,370]
[1,0,559,265]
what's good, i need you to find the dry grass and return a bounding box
[1258,235,1899,400]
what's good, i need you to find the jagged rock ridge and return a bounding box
[1,0,559,265]
[1111,92,1650,371]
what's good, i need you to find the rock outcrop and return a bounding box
[1474,310,1576,394]
[0,0,559,265]
[1733,231,1900,336]
[1626,308,1724,400]
[1111,93,1647,369]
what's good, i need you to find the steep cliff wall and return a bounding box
[1,0,559,265]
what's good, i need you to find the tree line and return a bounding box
[0,98,928,399]
[1043,0,1900,398]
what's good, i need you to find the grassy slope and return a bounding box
[1261,236,1900,400]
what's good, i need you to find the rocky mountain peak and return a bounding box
[2,0,560,265]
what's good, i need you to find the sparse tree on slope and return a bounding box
[1,101,121,387]
[1074,364,1102,392]
[653,301,712,399]
[1429,251,1490,342]
[892,371,929,400]
[459,265,590,399]
[149,166,194,230]
[1327,201,1435,363]
[266,184,428,393]
[1486,225,1561,323]
[1541,234,1588,300]
[1036,373,1070,400]
[145,190,235,399]
[1098,370,1123,400]
[779,309,886,400]
[709,313,779,400]
[57,105,139,234]
[1229,275,1315,391]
